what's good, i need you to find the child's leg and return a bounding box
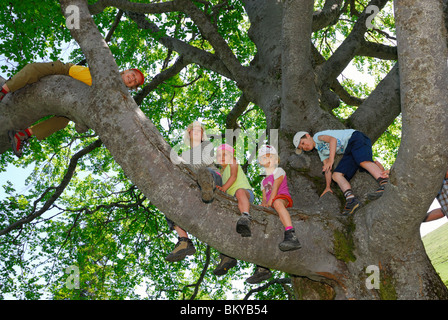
[272,199,293,229]
[333,171,361,215]
[174,226,189,238]
[5,61,72,93]
[235,189,252,237]
[360,161,384,180]
[165,219,196,262]
[332,171,352,194]
[30,116,71,140]
[362,161,389,200]
[274,199,301,251]
[8,117,70,158]
[235,188,250,214]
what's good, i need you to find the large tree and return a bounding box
[0,0,447,299]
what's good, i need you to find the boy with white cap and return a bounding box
[293,130,388,215]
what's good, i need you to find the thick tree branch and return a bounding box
[348,63,400,142]
[60,0,126,92]
[225,94,250,130]
[361,0,448,249]
[357,40,397,60]
[312,0,345,31]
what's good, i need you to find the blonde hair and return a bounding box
[183,121,208,146]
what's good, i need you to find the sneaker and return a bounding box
[246,266,272,284]
[197,167,215,203]
[342,197,361,215]
[8,130,30,158]
[165,237,196,262]
[236,213,251,237]
[213,254,237,276]
[367,183,387,201]
[278,228,302,252]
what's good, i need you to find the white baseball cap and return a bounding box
[258,145,278,158]
[293,131,309,154]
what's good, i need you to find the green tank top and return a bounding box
[222,164,252,196]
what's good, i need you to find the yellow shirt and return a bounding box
[68,65,92,86]
[222,164,252,196]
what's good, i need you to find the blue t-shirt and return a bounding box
[313,129,355,161]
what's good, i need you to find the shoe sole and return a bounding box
[165,247,196,262]
[342,202,360,215]
[367,191,384,201]
[197,168,215,203]
[279,239,302,252]
[213,259,237,276]
[236,219,251,237]
[246,272,272,284]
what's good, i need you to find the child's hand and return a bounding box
[267,199,273,207]
[320,187,333,197]
[216,186,225,192]
[261,201,268,207]
[380,170,390,179]
[322,158,333,173]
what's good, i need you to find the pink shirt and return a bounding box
[261,168,291,202]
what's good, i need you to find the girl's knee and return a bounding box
[272,199,285,210]
[235,188,245,197]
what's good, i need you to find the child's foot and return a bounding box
[236,213,251,237]
[367,183,388,200]
[197,167,215,203]
[213,254,237,276]
[342,197,361,215]
[246,266,272,284]
[165,237,196,262]
[8,129,31,158]
[279,228,302,252]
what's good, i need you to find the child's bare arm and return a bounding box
[261,189,268,207]
[321,169,333,197]
[219,163,238,192]
[318,135,337,172]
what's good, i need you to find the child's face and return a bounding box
[189,126,203,143]
[216,149,233,165]
[297,135,315,152]
[259,154,277,168]
[121,70,143,88]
